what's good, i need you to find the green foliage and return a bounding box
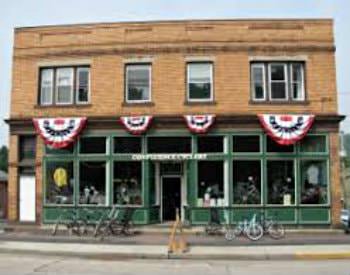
[0,146,8,172]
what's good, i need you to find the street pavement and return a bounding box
[0,253,348,275]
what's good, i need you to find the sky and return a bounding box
[0,0,349,146]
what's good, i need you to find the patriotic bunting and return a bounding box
[184,115,216,134]
[258,114,315,146]
[33,117,87,149]
[120,116,153,135]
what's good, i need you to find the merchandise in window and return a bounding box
[197,161,224,207]
[232,135,260,153]
[45,161,74,204]
[187,63,213,101]
[79,137,106,154]
[126,64,151,102]
[233,160,261,204]
[267,160,295,205]
[79,161,106,205]
[300,160,328,204]
[113,162,142,205]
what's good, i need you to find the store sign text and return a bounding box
[131,153,208,161]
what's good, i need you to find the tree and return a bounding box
[0,146,8,172]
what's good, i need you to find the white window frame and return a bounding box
[187,63,214,102]
[40,69,54,105]
[125,64,152,103]
[268,63,288,101]
[55,68,74,105]
[290,63,305,101]
[251,63,266,101]
[76,67,91,104]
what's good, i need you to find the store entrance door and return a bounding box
[162,177,181,221]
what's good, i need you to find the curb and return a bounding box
[1,247,350,261]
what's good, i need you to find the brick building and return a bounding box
[6,19,344,226]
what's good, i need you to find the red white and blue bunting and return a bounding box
[33,117,87,149]
[258,114,315,146]
[184,115,216,134]
[120,116,153,135]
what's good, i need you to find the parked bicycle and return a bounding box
[258,212,285,239]
[226,214,263,241]
[51,208,82,236]
[94,207,136,239]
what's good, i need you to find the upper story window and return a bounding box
[39,66,90,106]
[125,64,151,103]
[187,62,213,102]
[251,62,305,102]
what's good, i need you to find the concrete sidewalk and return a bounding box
[0,240,350,260]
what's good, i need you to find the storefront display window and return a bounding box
[267,136,294,153]
[197,161,224,207]
[197,136,223,153]
[79,161,106,205]
[232,135,260,153]
[80,137,106,154]
[114,137,142,153]
[147,137,191,153]
[45,161,74,204]
[300,160,328,204]
[267,160,295,205]
[300,136,327,153]
[233,160,261,204]
[113,161,142,205]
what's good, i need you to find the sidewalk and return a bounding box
[0,230,350,260]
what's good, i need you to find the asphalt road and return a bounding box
[0,253,349,275]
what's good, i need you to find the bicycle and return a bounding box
[259,212,285,239]
[227,214,263,241]
[51,209,83,236]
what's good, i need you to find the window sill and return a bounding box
[34,104,92,109]
[184,100,217,106]
[121,102,155,107]
[249,100,310,105]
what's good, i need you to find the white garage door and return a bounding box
[19,175,36,222]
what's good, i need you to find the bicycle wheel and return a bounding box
[268,222,285,239]
[246,223,263,241]
[224,228,236,241]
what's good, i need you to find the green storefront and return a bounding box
[42,128,331,226]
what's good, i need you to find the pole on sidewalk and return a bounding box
[168,208,188,254]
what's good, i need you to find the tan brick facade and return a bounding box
[7,19,343,227]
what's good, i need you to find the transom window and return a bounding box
[251,62,305,102]
[39,66,90,106]
[187,62,213,101]
[125,64,151,103]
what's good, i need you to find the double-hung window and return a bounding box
[269,63,288,101]
[187,62,213,101]
[39,66,90,106]
[56,68,74,104]
[125,64,151,103]
[251,61,305,102]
